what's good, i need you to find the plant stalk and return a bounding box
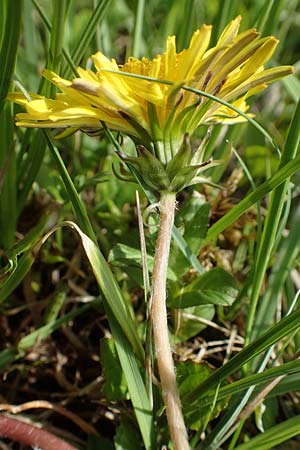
[151,191,189,450]
[0,414,77,450]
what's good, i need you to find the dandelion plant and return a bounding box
[9,15,294,450]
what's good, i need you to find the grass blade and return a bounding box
[0,0,22,112]
[107,309,153,450]
[66,0,112,76]
[131,0,145,58]
[32,0,78,76]
[43,131,97,243]
[184,306,300,403]
[65,221,145,361]
[233,415,300,450]
[204,151,300,245]
[16,0,68,212]
[245,99,300,343]
[195,359,300,407]
[253,207,300,339]
[255,0,285,35]
[0,102,16,248]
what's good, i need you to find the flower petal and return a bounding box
[217,15,242,45]
[176,24,212,80]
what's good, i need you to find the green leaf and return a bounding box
[204,151,300,245]
[102,117,206,277]
[43,132,98,244]
[184,307,300,404]
[0,220,144,361]
[169,268,238,308]
[178,361,229,431]
[172,225,206,275]
[39,133,152,448]
[269,372,300,397]
[173,305,215,341]
[69,0,112,73]
[0,0,22,112]
[88,435,114,450]
[197,359,300,408]
[114,417,143,450]
[0,251,36,303]
[0,102,16,249]
[101,338,128,401]
[169,197,209,276]
[64,222,144,361]
[109,243,177,281]
[245,99,300,343]
[106,309,154,450]
[17,303,91,352]
[282,74,300,103]
[243,145,278,179]
[233,415,300,450]
[0,349,18,372]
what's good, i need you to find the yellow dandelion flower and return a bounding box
[9,16,293,193]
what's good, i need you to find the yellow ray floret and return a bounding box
[9,16,293,149]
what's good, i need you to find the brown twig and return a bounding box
[0,400,98,436]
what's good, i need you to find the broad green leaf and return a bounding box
[169,268,238,308]
[174,305,215,341]
[88,435,114,450]
[109,243,177,281]
[178,361,229,431]
[0,349,18,372]
[243,145,278,179]
[282,74,300,103]
[114,418,143,450]
[169,198,209,276]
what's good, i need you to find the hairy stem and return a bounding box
[151,191,189,450]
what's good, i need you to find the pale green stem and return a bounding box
[151,191,189,450]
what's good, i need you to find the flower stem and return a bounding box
[151,191,189,450]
